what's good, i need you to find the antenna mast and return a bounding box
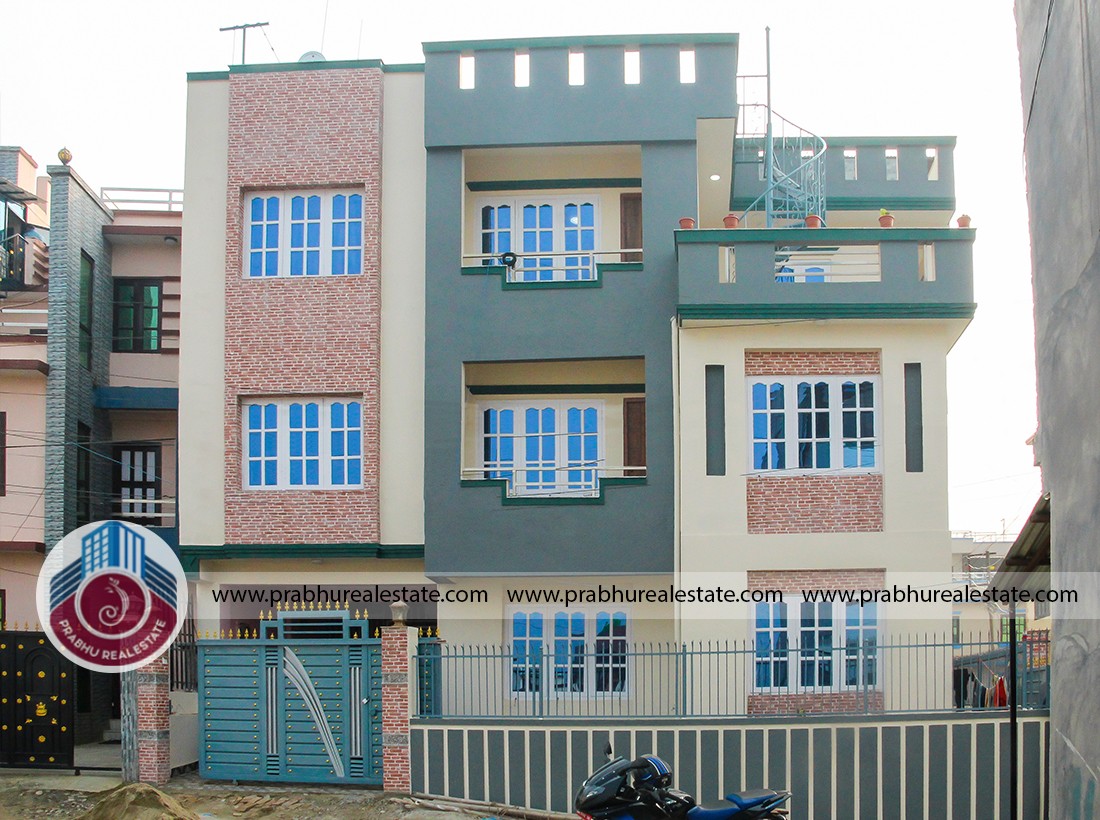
[219,21,270,65]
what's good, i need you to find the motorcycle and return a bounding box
[574,744,790,820]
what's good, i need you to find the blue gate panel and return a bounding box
[199,612,382,785]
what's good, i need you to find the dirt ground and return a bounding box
[0,772,489,820]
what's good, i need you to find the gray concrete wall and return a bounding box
[44,166,114,546]
[1016,1,1100,817]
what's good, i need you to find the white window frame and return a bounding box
[241,397,364,490]
[752,598,882,695]
[243,189,365,278]
[745,375,882,474]
[478,399,605,496]
[472,194,602,281]
[506,607,631,698]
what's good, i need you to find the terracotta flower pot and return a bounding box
[679,217,696,229]
[878,213,895,228]
[957,214,972,228]
[805,214,823,228]
[722,214,740,229]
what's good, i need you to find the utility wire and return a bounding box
[1023,0,1058,138]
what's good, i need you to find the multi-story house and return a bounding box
[0,144,182,747]
[180,34,974,717]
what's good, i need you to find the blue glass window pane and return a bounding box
[513,614,526,638]
[248,405,261,427]
[306,252,319,276]
[265,223,278,248]
[264,460,277,485]
[331,459,345,485]
[291,223,304,248]
[308,195,321,219]
[291,196,304,220]
[347,459,361,485]
[332,253,345,275]
[348,431,361,456]
[264,404,277,426]
[306,431,319,457]
[331,402,345,428]
[539,205,552,227]
[539,232,552,252]
[753,442,768,469]
[530,613,543,636]
[333,195,346,219]
[861,411,874,437]
[523,206,536,229]
[772,443,785,469]
[331,430,344,457]
[250,224,263,250]
[349,195,362,219]
[752,383,765,409]
[770,414,784,438]
[249,253,261,277]
[248,461,261,486]
[582,229,594,249]
[498,206,510,228]
[333,222,346,247]
[349,221,362,246]
[582,203,594,224]
[565,231,578,251]
[817,442,830,467]
[501,437,513,461]
[306,459,320,485]
[290,433,302,458]
[770,383,784,409]
[860,381,874,406]
[290,254,302,276]
[307,222,320,247]
[842,382,856,407]
[844,441,858,468]
[266,197,279,220]
[482,207,493,230]
[816,382,829,407]
[251,197,263,221]
[265,251,278,275]
[797,383,811,408]
[290,461,302,484]
[861,443,875,467]
[500,410,513,434]
[347,249,361,274]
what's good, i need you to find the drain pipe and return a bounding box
[1009,612,1019,819]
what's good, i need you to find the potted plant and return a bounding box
[957,214,972,228]
[679,217,696,229]
[878,208,895,228]
[805,214,823,228]
[723,213,740,229]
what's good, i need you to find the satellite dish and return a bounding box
[299,51,326,62]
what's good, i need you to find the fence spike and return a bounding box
[354,609,361,620]
[219,629,225,639]
[374,627,380,638]
[252,629,258,639]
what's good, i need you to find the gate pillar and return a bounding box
[123,655,170,785]
[382,601,412,792]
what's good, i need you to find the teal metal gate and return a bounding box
[199,610,382,784]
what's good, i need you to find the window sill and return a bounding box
[460,476,646,506]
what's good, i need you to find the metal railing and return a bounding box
[460,465,645,498]
[415,634,1051,719]
[463,249,643,283]
[773,243,882,283]
[170,618,197,691]
[110,497,177,528]
[100,187,183,212]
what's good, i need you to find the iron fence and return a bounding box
[415,633,1050,719]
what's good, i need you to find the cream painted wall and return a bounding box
[380,72,426,545]
[435,575,676,648]
[0,373,46,545]
[676,320,965,640]
[192,558,432,626]
[178,79,228,547]
[0,553,44,625]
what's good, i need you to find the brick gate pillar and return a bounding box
[381,600,413,792]
[122,655,171,785]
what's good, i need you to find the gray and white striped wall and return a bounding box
[411,712,1048,819]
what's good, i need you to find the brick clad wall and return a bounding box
[747,568,886,592]
[747,691,885,716]
[744,350,881,376]
[223,68,383,543]
[747,473,884,533]
[381,626,411,792]
[133,656,170,785]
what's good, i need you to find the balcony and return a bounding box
[676,226,975,321]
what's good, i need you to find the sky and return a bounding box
[0,0,1041,536]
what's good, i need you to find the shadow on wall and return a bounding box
[1057,632,1100,820]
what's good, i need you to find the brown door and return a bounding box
[620,193,642,262]
[623,398,646,477]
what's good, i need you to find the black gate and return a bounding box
[0,630,75,768]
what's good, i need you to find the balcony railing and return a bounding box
[462,248,642,284]
[100,187,183,212]
[678,227,975,319]
[461,465,645,499]
[110,496,176,528]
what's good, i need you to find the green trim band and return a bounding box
[730,197,957,213]
[424,33,738,53]
[179,542,424,561]
[824,135,958,147]
[468,383,645,395]
[677,227,974,244]
[219,60,424,76]
[187,70,230,81]
[467,178,641,192]
[460,477,646,506]
[460,262,642,289]
[677,302,978,320]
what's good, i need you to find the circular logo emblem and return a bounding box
[36,521,188,673]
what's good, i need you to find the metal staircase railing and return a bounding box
[735,102,828,227]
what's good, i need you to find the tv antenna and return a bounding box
[219,21,270,65]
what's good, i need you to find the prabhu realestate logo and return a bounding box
[35,521,188,673]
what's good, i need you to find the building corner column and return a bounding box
[123,655,171,785]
